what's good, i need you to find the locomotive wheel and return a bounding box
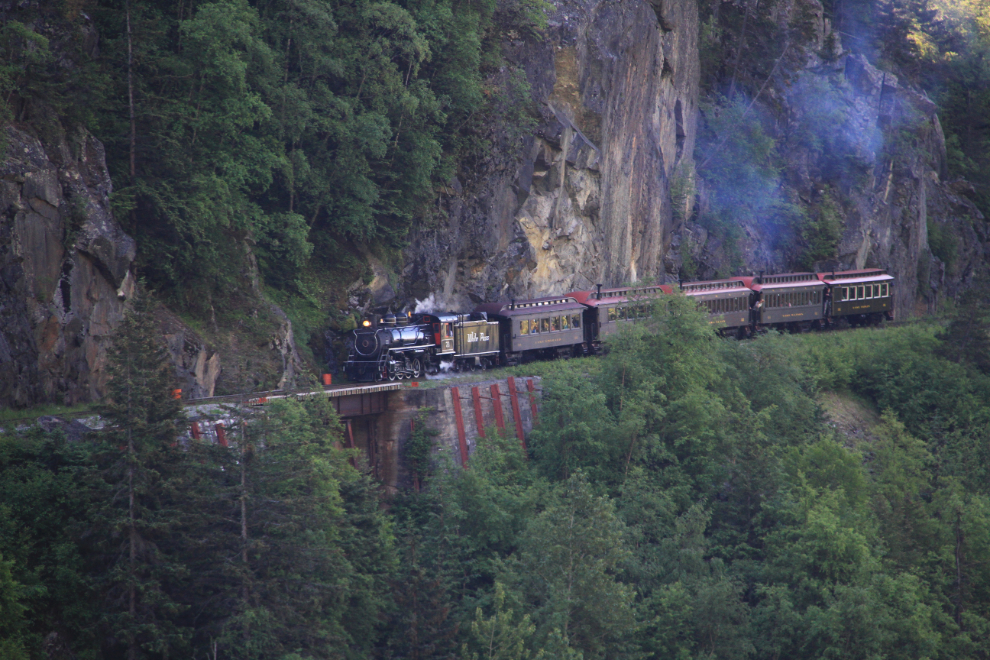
[411,357,423,378]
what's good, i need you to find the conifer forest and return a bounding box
[2,0,990,659]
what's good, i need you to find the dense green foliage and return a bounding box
[5,293,990,659]
[1,0,544,313]
[0,304,395,659]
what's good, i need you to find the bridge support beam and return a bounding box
[508,377,526,452]
[490,384,505,431]
[450,387,469,468]
[472,387,485,438]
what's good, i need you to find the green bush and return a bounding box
[927,219,958,270]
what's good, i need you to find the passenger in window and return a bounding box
[551,316,560,332]
[541,318,550,333]
[561,315,570,330]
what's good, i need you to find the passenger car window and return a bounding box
[572,314,581,328]
[550,316,560,332]
[561,315,570,330]
[608,307,617,322]
[541,318,550,333]
[520,319,528,335]
[530,319,539,334]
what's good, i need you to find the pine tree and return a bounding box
[937,285,990,374]
[0,551,29,660]
[513,473,637,660]
[210,396,396,659]
[93,295,189,659]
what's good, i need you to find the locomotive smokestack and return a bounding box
[596,284,602,300]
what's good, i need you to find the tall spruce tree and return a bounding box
[208,396,395,659]
[94,296,189,659]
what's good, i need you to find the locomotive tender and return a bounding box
[343,269,895,381]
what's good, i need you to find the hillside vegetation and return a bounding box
[3,0,989,341]
[2,291,990,659]
[1,0,544,336]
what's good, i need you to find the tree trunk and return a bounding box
[955,511,964,626]
[128,380,137,660]
[126,1,137,180]
[241,422,250,645]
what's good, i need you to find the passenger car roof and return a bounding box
[568,285,673,307]
[474,296,584,317]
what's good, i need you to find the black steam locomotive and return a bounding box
[344,269,895,382]
[344,311,499,382]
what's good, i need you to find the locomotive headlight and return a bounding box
[362,319,371,327]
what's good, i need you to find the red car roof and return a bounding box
[568,285,673,307]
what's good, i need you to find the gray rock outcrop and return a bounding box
[402,0,700,309]
[1,115,136,407]
[665,3,988,316]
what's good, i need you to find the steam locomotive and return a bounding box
[343,312,499,381]
[343,269,895,382]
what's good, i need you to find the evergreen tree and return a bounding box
[0,551,29,660]
[212,396,395,659]
[0,427,98,656]
[93,296,188,659]
[938,285,990,374]
[512,473,637,660]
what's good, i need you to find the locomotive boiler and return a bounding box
[343,311,500,382]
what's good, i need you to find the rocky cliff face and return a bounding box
[0,111,136,407]
[389,0,986,319]
[664,2,988,317]
[400,0,700,309]
[0,108,306,408]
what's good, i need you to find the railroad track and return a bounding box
[0,319,924,428]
